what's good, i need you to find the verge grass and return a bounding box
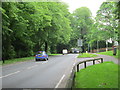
[97,50,118,58]
[77,53,98,58]
[48,54,62,56]
[2,53,62,65]
[0,61,2,65]
[2,56,35,65]
[75,61,119,88]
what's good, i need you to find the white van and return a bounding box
[62,49,68,55]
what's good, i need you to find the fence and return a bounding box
[91,47,112,53]
[76,58,103,72]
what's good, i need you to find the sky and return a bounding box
[61,0,106,17]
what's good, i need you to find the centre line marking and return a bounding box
[55,74,65,88]
[1,71,20,78]
[27,65,38,69]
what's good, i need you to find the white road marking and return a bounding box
[42,61,48,64]
[27,65,38,69]
[70,62,76,73]
[73,63,75,66]
[55,74,65,88]
[1,64,39,78]
[35,62,43,64]
[0,71,20,78]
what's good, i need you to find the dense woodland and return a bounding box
[1,1,119,60]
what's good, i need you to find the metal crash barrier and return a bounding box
[66,58,104,89]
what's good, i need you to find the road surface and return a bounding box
[2,54,78,88]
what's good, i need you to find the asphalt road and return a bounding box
[2,54,78,88]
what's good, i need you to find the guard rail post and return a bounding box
[84,62,86,68]
[77,64,79,72]
[93,60,95,65]
[101,58,103,63]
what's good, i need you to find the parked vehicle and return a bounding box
[71,48,80,53]
[35,51,48,61]
[74,50,80,53]
[62,49,68,55]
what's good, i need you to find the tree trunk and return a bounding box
[45,42,48,53]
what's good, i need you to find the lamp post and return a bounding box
[97,40,99,53]
[78,38,83,53]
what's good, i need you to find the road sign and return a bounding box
[114,41,118,46]
[78,38,82,46]
[106,38,112,43]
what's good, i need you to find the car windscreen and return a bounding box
[36,51,43,54]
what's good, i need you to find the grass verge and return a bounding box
[77,53,98,58]
[97,50,118,58]
[48,53,62,56]
[2,56,35,65]
[1,53,62,65]
[75,61,119,88]
[0,61,2,66]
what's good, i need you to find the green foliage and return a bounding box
[75,61,119,88]
[69,7,93,51]
[71,7,93,40]
[2,2,119,60]
[95,2,118,41]
[2,2,72,60]
[85,2,119,51]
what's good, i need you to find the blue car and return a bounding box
[35,51,48,61]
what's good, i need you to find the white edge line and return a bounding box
[71,62,76,73]
[55,74,65,88]
[73,63,75,66]
[1,71,20,78]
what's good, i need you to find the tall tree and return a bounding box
[70,7,93,52]
[86,2,119,51]
[2,2,72,59]
[95,2,118,41]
